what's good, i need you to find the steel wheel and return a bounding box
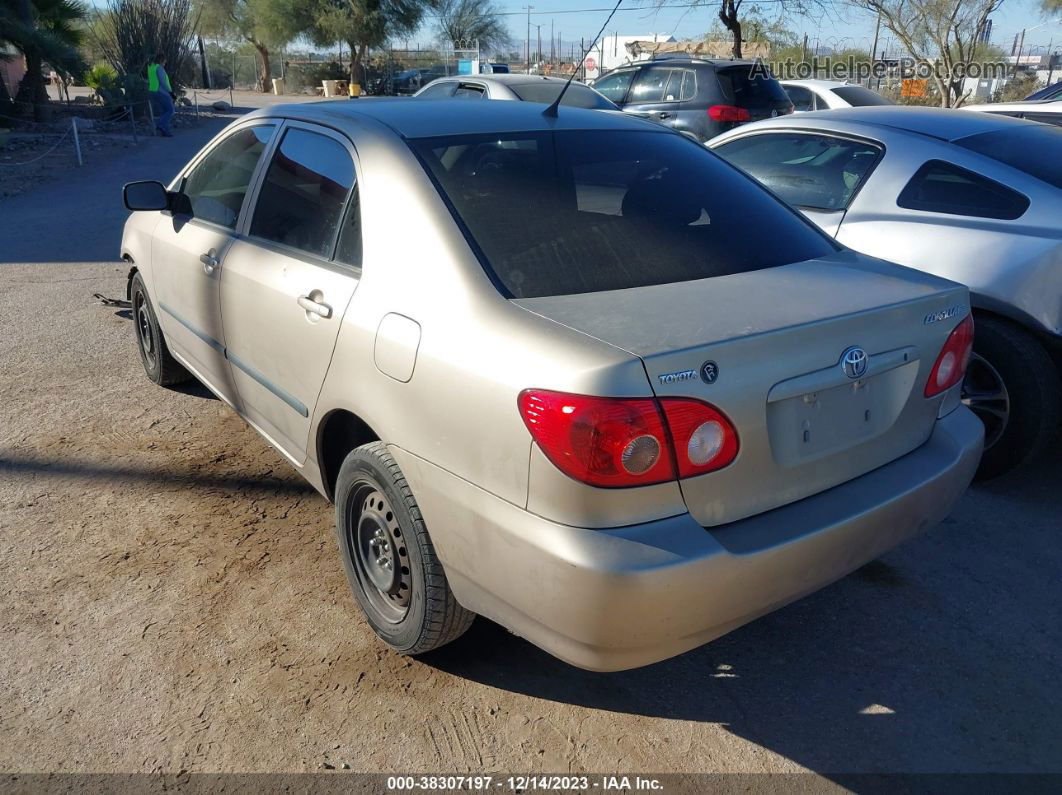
[134,290,158,371]
[961,352,1010,451]
[345,482,411,624]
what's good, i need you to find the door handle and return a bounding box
[297,294,332,319]
[200,252,219,274]
[657,112,672,119]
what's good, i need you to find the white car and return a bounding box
[781,79,894,112]
[962,99,1062,127]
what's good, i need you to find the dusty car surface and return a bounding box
[709,107,1062,478]
[121,100,982,671]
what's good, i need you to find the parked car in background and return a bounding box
[414,74,617,109]
[590,56,793,141]
[1024,80,1062,101]
[120,99,981,671]
[962,99,1062,127]
[781,79,894,112]
[710,107,1062,478]
[391,68,447,95]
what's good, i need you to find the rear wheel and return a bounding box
[335,442,474,654]
[964,316,1061,479]
[130,272,190,386]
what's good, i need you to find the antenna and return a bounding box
[542,0,624,118]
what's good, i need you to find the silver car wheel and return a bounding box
[134,292,157,370]
[346,483,411,623]
[961,353,1010,450]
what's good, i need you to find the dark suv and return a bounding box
[591,56,794,142]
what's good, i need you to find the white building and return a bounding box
[582,33,676,79]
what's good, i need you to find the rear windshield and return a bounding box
[718,67,790,107]
[831,86,893,106]
[955,124,1062,189]
[508,81,615,109]
[410,130,835,298]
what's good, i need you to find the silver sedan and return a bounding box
[710,107,1062,478]
[120,100,981,670]
[413,73,618,109]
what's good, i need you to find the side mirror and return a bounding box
[123,180,170,211]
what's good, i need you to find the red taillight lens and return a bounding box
[659,398,740,477]
[924,315,975,397]
[518,390,739,488]
[708,104,751,122]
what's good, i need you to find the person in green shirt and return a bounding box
[147,54,175,137]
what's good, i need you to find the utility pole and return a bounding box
[801,33,808,62]
[1015,28,1026,68]
[550,19,554,69]
[869,12,881,89]
[525,6,533,74]
[536,24,542,71]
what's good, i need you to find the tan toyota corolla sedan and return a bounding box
[120,100,983,671]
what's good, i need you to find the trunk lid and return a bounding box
[513,251,969,526]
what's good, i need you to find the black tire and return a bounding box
[964,315,1061,480]
[130,272,190,386]
[335,442,474,655]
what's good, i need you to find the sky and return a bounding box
[84,0,1062,56]
[480,0,1061,57]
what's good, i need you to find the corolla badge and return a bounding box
[840,346,869,379]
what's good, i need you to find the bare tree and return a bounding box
[651,0,818,59]
[847,0,1004,107]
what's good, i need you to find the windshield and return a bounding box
[831,86,893,106]
[955,124,1062,189]
[508,82,616,110]
[411,130,835,298]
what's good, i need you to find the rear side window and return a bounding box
[954,124,1062,188]
[718,67,790,107]
[508,82,615,109]
[181,125,274,228]
[714,133,882,211]
[784,85,816,112]
[628,68,696,102]
[411,130,835,298]
[453,83,486,99]
[249,128,356,257]
[897,160,1030,220]
[830,86,893,106]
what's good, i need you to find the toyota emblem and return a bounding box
[840,346,869,379]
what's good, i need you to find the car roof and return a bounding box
[780,79,853,88]
[964,100,1062,113]
[738,105,1030,142]
[429,74,575,86]
[246,97,659,139]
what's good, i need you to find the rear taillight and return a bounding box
[708,104,751,122]
[518,390,738,488]
[924,314,975,397]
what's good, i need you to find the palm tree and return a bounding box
[1,0,86,118]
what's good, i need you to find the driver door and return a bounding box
[151,123,276,397]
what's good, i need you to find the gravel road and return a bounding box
[0,103,1059,781]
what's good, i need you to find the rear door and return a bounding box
[220,122,362,463]
[151,123,276,396]
[623,66,701,136]
[717,65,794,122]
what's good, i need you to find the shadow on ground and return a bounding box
[421,451,1062,774]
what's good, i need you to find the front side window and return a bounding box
[714,132,882,211]
[629,67,674,102]
[897,159,1030,219]
[412,130,835,298]
[249,128,356,258]
[592,69,635,103]
[181,125,274,228]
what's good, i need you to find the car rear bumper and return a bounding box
[391,407,982,672]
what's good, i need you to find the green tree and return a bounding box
[435,0,511,55]
[194,0,303,92]
[1043,0,1060,14]
[300,0,437,85]
[1,0,86,118]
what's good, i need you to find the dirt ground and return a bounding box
[0,260,1059,780]
[0,96,1059,781]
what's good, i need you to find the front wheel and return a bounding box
[334,442,474,655]
[963,316,1061,479]
[130,272,190,386]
